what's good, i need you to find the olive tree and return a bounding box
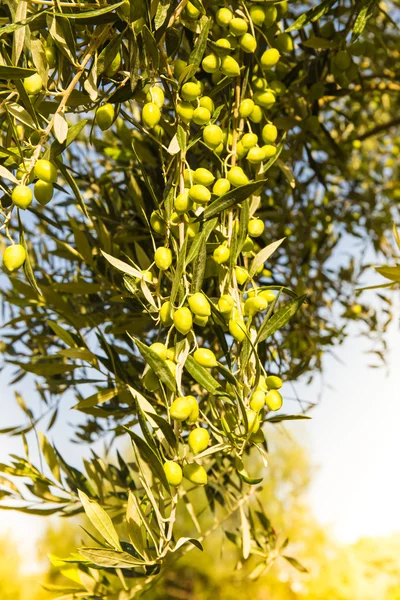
[0,0,398,597]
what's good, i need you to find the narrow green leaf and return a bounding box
[46,320,77,348]
[375,265,400,282]
[285,0,336,32]
[78,490,122,551]
[50,119,88,157]
[188,17,212,70]
[53,1,125,19]
[256,295,307,344]
[198,180,267,222]
[240,505,251,560]
[78,547,146,568]
[101,250,142,279]
[0,65,36,79]
[249,238,285,278]
[184,355,226,396]
[170,235,188,305]
[267,414,312,423]
[125,428,171,495]
[19,226,41,296]
[352,0,379,40]
[56,161,89,218]
[191,234,207,292]
[131,336,176,392]
[283,555,309,573]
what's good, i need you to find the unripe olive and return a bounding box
[188,428,210,454]
[177,101,194,123]
[202,53,220,73]
[213,178,230,197]
[203,124,223,149]
[142,102,161,128]
[173,307,192,335]
[235,266,249,285]
[160,300,173,325]
[187,219,200,238]
[171,396,193,421]
[174,59,187,78]
[220,56,240,77]
[150,211,166,235]
[12,185,33,209]
[227,167,249,187]
[229,17,248,37]
[3,244,26,272]
[181,81,201,101]
[260,289,275,302]
[247,147,265,164]
[215,38,231,49]
[246,409,260,433]
[250,5,265,26]
[252,76,268,90]
[182,395,198,424]
[239,33,257,53]
[96,103,115,131]
[193,168,214,187]
[166,358,176,376]
[269,80,287,95]
[30,130,41,145]
[239,99,255,118]
[275,33,293,53]
[186,1,201,19]
[175,190,192,213]
[163,461,182,486]
[349,40,367,57]
[242,236,255,254]
[262,145,277,159]
[45,46,57,69]
[193,348,217,367]
[244,296,268,316]
[262,123,278,144]
[189,184,211,205]
[141,270,153,284]
[194,314,208,327]
[23,73,43,95]
[146,85,165,107]
[34,180,53,205]
[216,7,233,27]
[334,50,351,71]
[250,390,266,412]
[247,219,264,237]
[213,244,230,264]
[261,48,280,69]
[192,107,211,125]
[143,369,159,391]
[34,159,57,184]
[254,90,276,108]
[150,342,168,360]
[199,96,214,113]
[218,294,234,315]
[188,292,211,317]
[241,133,258,149]
[249,105,263,123]
[154,247,172,270]
[229,318,246,342]
[262,7,276,28]
[266,375,282,390]
[104,52,121,77]
[183,463,207,485]
[265,389,283,411]
[166,346,176,362]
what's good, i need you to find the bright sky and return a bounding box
[1,290,399,569]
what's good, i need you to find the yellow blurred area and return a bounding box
[3,437,400,600]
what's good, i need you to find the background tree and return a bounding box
[0,0,398,598]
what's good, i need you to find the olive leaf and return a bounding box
[78,490,122,551]
[198,180,268,221]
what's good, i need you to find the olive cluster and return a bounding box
[3,158,58,272]
[133,3,288,488]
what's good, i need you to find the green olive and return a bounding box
[12,185,33,209]
[229,17,248,37]
[189,184,211,205]
[177,101,194,123]
[183,463,207,485]
[142,102,161,128]
[193,348,217,367]
[212,178,230,196]
[34,159,57,184]
[163,461,182,486]
[34,180,53,205]
[173,307,193,335]
[154,247,172,270]
[23,73,43,95]
[188,428,210,454]
[181,81,201,101]
[96,103,115,131]
[192,107,211,125]
[3,244,26,272]
[227,167,249,187]
[262,123,278,144]
[216,7,233,27]
[203,124,223,149]
[220,56,240,77]
[260,48,280,69]
[202,53,220,73]
[188,292,211,317]
[239,99,255,118]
